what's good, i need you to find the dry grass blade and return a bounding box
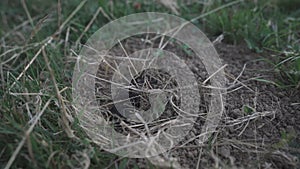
[64,26,71,57]
[0,15,40,42]
[225,111,275,126]
[28,14,49,43]
[190,0,243,22]
[196,148,203,169]
[74,5,111,46]
[0,63,4,90]
[9,37,53,92]
[4,97,53,169]
[57,0,62,27]
[158,0,242,50]
[42,48,74,138]
[56,0,87,35]
[158,0,180,15]
[212,34,224,45]
[21,0,34,28]
[148,155,182,169]
[202,64,227,85]
[76,6,103,46]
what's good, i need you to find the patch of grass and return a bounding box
[273,47,300,88]
[201,0,300,87]
[273,130,297,149]
[0,1,124,168]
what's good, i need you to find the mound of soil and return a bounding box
[94,34,300,168]
[171,43,300,169]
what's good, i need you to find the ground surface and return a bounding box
[173,43,300,169]
[1,1,300,169]
[93,36,300,168]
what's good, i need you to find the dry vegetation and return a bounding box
[0,0,299,168]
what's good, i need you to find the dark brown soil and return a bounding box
[94,35,300,168]
[170,43,300,169]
